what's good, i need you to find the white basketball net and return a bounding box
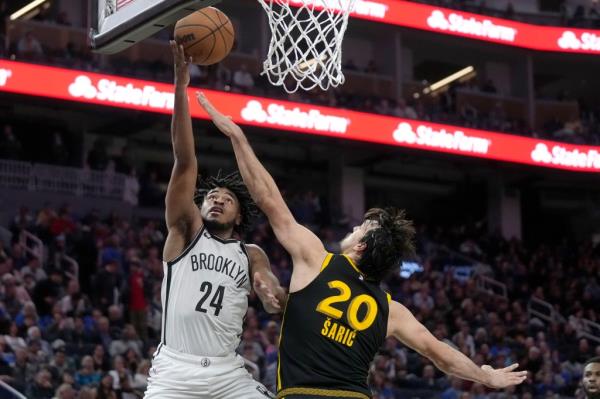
[257,0,357,93]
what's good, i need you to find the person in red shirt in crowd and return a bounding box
[128,260,147,341]
[50,206,76,237]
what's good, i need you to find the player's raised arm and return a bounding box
[196,92,327,271]
[387,300,528,389]
[164,41,202,261]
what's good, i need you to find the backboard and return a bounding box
[91,0,221,54]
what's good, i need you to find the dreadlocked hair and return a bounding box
[357,207,416,282]
[193,171,260,235]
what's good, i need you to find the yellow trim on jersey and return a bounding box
[386,292,392,303]
[277,387,369,399]
[277,294,290,391]
[342,254,365,276]
[320,253,334,272]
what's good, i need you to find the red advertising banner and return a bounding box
[0,60,599,173]
[301,0,600,55]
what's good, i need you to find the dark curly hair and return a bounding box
[193,171,259,235]
[357,207,416,282]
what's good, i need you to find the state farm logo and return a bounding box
[426,10,517,42]
[241,100,350,134]
[68,76,97,99]
[531,143,600,169]
[557,31,600,52]
[393,122,491,154]
[68,75,174,109]
[288,0,388,19]
[353,0,388,19]
[0,68,12,86]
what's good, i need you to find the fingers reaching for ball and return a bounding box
[171,40,191,87]
[170,40,190,65]
[169,40,180,61]
[196,92,242,138]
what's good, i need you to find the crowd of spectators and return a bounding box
[0,196,598,398]
[0,124,73,166]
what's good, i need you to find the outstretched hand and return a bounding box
[253,272,282,313]
[196,91,243,138]
[481,364,528,389]
[170,40,191,87]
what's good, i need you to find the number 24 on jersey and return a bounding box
[195,281,225,316]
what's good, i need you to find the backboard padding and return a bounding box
[91,0,221,54]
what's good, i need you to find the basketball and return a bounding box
[174,7,235,66]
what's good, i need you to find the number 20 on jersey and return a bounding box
[316,280,378,347]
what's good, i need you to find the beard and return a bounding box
[584,387,600,399]
[203,218,236,236]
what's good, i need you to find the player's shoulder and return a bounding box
[163,221,204,264]
[243,243,264,252]
[388,300,410,321]
[243,243,268,260]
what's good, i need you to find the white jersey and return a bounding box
[160,226,251,357]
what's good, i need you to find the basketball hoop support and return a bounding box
[91,0,221,54]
